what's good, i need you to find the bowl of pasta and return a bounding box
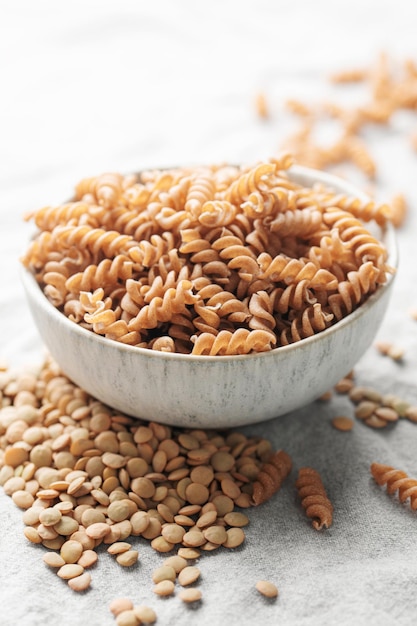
[21,156,397,427]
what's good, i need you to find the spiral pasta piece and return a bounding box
[295,467,334,530]
[308,228,355,269]
[191,328,276,355]
[198,200,237,227]
[326,261,378,321]
[271,281,316,315]
[65,256,133,295]
[53,225,133,260]
[75,173,126,208]
[280,303,333,345]
[248,291,276,332]
[269,208,324,238]
[258,252,338,290]
[323,208,388,265]
[251,449,293,505]
[225,162,277,205]
[43,263,71,307]
[184,174,215,216]
[370,463,417,510]
[128,280,197,330]
[128,233,177,268]
[24,202,100,231]
[197,284,250,324]
[324,194,392,227]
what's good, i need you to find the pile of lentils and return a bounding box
[0,356,282,622]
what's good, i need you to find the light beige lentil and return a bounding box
[161,523,186,544]
[163,555,188,573]
[150,536,174,553]
[107,542,132,555]
[178,565,201,586]
[39,507,62,526]
[152,565,176,584]
[255,580,279,598]
[60,540,84,564]
[179,588,203,603]
[109,598,134,617]
[153,579,175,596]
[115,609,139,626]
[196,510,217,528]
[116,550,139,567]
[365,414,388,429]
[331,416,354,431]
[77,549,98,568]
[3,475,26,495]
[4,446,29,468]
[22,507,41,525]
[177,547,201,559]
[182,529,206,547]
[374,407,399,422]
[132,605,157,624]
[202,525,227,545]
[12,489,34,509]
[405,406,417,422]
[334,378,354,393]
[57,563,85,580]
[85,522,111,539]
[211,494,234,516]
[224,527,246,549]
[210,451,235,472]
[23,526,42,544]
[355,401,378,419]
[54,516,79,536]
[43,552,66,568]
[67,571,92,592]
[223,511,249,527]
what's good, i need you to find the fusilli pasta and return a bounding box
[370,463,417,510]
[251,450,292,505]
[22,156,392,354]
[295,467,334,530]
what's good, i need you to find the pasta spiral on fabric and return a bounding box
[370,463,417,510]
[251,450,292,506]
[295,467,334,530]
[22,155,393,354]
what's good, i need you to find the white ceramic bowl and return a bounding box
[21,166,397,428]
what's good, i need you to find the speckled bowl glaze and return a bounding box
[21,166,398,428]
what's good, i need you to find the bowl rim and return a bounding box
[21,164,398,364]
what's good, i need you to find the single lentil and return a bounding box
[179,588,202,603]
[331,416,354,431]
[255,580,279,598]
[153,580,175,596]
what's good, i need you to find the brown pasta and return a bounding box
[389,193,408,228]
[22,156,392,354]
[255,91,269,119]
[278,51,417,195]
[295,467,333,530]
[251,450,292,505]
[370,463,417,510]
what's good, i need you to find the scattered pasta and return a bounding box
[370,463,417,511]
[255,92,269,119]
[276,52,417,227]
[22,155,393,355]
[388,193,408,228]
[295,467,333,530]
